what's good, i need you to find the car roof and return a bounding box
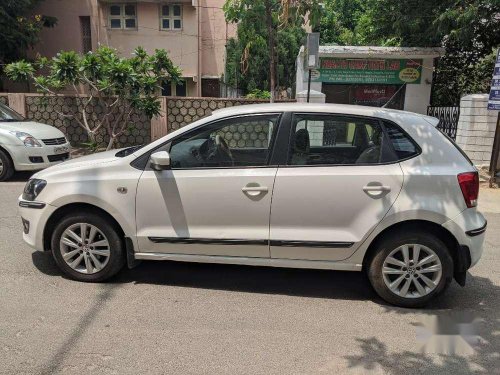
[211,102,438,126]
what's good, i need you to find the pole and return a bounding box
[307,69,312,103]
[489,112,500,187]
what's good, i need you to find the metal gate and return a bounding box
[427,106,460,139]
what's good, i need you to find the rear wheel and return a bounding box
[0,149,14,181]
[51,212,125,282]
[368,232,453,308]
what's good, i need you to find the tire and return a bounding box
[367,231,453,308]
[51,212,125,282]
[0,149,14,182]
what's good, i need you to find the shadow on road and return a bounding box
[32,250,379,301]
[344,274,500,374]
[9,171,35,182]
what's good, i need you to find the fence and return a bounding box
[427,106,460,139]
[1,93,295,147]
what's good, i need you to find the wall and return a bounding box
[2,0,234,95]
[455,94,498,166]
[2,93,295,147]
[199,0,236,79]
[403,57,434,114]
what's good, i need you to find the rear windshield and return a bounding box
[0,103,25,121]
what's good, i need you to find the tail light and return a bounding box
[457,172,479,208]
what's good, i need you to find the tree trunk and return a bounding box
[106,135,114,151]
[265,0,276,103]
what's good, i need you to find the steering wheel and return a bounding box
[215,135,234,166]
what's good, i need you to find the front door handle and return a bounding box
[363,185,391,192]
[242,185,268,196]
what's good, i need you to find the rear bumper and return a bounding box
[442,208,487,269]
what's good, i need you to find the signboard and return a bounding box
[311,58,423,84]
[305,33,320,69]
[487,49,500,110]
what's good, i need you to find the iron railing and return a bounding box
[427,106,460,140]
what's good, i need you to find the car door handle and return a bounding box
[363,185,391,192]
[242,185,268,195]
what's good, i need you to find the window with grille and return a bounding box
[109,4,137,29]
[160,4,182,30]
[80,16,92,53]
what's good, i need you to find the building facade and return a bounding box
[17,0,236,97]
[296,46,444,114]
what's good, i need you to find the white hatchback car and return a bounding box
[18,103,486,307]
[0,102,71,181]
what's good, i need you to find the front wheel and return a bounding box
[51,212,125,282]
[367,232,453,308]
[0,149,14,181]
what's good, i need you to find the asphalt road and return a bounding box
[1,174,499,374]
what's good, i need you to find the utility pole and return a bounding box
[265,0,276,103]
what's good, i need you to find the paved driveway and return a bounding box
[1,174,499,374]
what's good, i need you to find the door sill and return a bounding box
[133,252,362,271]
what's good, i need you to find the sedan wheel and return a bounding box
[60,223,111,274]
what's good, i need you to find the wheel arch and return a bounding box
[362,219,461,274]
[0,144,15,168]
[43,203,125,252]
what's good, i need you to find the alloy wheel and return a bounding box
[59,223,110,274]
[0,159,3,175]
[382,244,442,299]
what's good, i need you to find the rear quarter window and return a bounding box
[383,121,420,160]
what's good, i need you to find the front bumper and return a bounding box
[442,208,487,269]
[11,143,71,171]
[18,195,57,251]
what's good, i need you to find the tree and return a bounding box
[224,0,321,102]
[5,46,181,150]
[316,0,500,105]
[0,1,56,69]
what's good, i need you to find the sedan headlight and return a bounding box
[22,179,47,201]
[10,131,42,147]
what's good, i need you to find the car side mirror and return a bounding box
[150,151,171,171]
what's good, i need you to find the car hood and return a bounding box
[0,121,65,139]
[34,149,124,178]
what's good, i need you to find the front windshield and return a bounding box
[0,103,25,121]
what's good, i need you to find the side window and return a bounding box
[169,114,280,169]
[288,114,386,165]
[383,121,419,160]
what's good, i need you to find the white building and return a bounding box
[296,46,444,114]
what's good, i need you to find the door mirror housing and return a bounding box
[150,151,171,171]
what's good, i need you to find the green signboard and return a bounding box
[311,58,423,84]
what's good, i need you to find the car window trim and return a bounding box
[284,112,400,167]
[131,112,285,171]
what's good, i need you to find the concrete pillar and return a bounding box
[455,94,499,167]
[150,97,168,140]
[7,93,26,117]
[296,89,326,103]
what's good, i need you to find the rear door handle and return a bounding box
[242,185,268,196]
[363,185,391,192]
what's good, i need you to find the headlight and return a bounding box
[22,179,47,201]
[10,131,42,147]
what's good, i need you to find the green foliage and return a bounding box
[6,46,181,150]
[224,0,320,97]
[245,89,271,99]
[316,0,500,106]
[0,1,56,66]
